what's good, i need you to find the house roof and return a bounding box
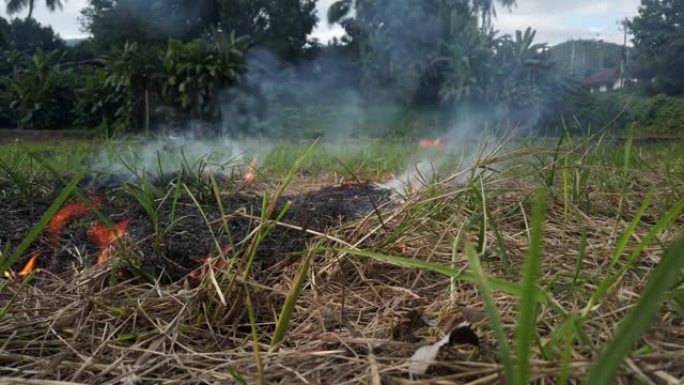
[584,67,620,86]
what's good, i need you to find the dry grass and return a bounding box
[1,139,684,385]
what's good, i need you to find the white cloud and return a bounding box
[0,0,89,39]
[313,0,345,42]
[495,0,640,45]
[312,24,345,43]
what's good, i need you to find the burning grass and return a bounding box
[1,136,684,384]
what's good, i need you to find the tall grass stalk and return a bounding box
[607,191,653,271]
[557,316,579,385]
[270,251,312,350]
[585,198,684,315]
[612,135,633,237]
[515,190,546,385]
[562,154,571,222]
[332,248,547,301]
[244,284,266,385]
[450,223,467,301]
[585,233,684,385]
[465,243,515,384]
[0,171,85,272]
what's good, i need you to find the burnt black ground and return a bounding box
[0,176,391,281]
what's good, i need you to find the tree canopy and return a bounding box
[0,17,64,54]
[0,0,636,135]
[629,0,684,95]
[81,0,317,61]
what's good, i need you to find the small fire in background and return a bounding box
[49,196,103,244]
[3,254,39,280]
[90,219,130,264]
[244,157,257,183]
[418,139,446,150]
[18,255,39,277]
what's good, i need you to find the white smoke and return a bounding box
[89,135,268,179]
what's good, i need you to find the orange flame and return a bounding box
[244,157,257,183]
[18,255,39,277]
[90,219,129,264]
[187,268,202,280]
[49,196,103,244]
[418,139,446,150]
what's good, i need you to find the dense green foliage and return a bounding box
[0,18,64,54]
[631,94,684,134]
[3,51,75,129]
[162,34,246,119]
[629,0,684,95]
[542,90,684,135]
[81,0,317,61]
[0,0,682,134]
[326,0,529,105]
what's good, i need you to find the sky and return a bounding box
[0,0,642,46]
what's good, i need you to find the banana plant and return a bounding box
[5,50,75,129]
[104,42,163,132]
[162,31,247,119]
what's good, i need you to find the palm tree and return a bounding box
[328,0,517,28]
[5,0,63,20]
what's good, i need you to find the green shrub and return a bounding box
[4,51,75,130]
[539,89,684,135]
[162,34,246,120]
[74,68,125,133]
[630,94,684,134]
[539,89,632,134]
[103,42,164,132]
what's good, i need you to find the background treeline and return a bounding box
[0,0,682,137]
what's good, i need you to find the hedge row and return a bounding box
[554,91,684,135]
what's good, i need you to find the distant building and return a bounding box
[549,40,626,79]
[584,67,623,93]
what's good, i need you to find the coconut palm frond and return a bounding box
[5,0,31,15]
[6,0,63,18]
[44,0,63,12]
[327,0,353,25]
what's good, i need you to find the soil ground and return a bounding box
[0,176,392,281]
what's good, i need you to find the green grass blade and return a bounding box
[515,190,546,385]
[244,284,265,385]
[587,198,684,314]
[1,170,85,272]
[465,243,515,384]
[29,153,117,230]
[556,314,583,385]
[585,233,684,385]
[324,248,548,302]
[270,252,311,349]
[562,154,571,221]
[607,191,653,271]
[545,130,567,189]
[209,172,234,253]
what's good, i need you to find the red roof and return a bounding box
[584,67,619,86]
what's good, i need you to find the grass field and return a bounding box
[1,134,684,384]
